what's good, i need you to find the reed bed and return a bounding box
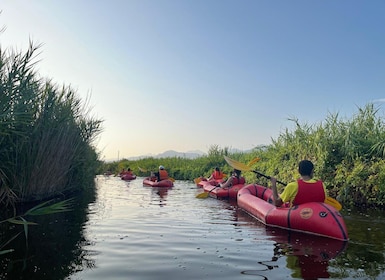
[0,42,103,207]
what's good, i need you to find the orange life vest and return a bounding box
[212,170,224,179]
[292,179,325,205]
[159,169,168,180]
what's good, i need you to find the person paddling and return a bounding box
[207,167,224,181]
[219,169,245,189]
[151,165,169,181]
[270,160,327,207]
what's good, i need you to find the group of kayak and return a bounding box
[118,157,349,241]
[120,165,175,188]
[195,157,349,241]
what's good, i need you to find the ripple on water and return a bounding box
[66,176,374,280]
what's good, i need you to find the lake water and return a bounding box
[2,175,385,279]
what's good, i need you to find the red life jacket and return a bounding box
[213,171,224,179]
[292,179,325,205]
[232,176,245,185]
[159,169,168,180]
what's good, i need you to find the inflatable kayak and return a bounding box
[143,177,174,188]
[197,178,225,187]
[237,183,348,241]
[200,180,244,200]
[121,174,136,180]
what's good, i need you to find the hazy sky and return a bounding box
[1,1,384,160]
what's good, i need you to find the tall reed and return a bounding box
[0,42,103,207]
[249,103,385,208]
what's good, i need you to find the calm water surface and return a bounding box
[2,175,385,279]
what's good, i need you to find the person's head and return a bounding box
[298,160,314,177]
[127,168,131,171]
[233,169,241,177]
[215,167,220,172]
[159,165,165,170]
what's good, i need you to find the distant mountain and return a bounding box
[107,147,264,162]
[155,150,205,159]
[122,150,205,161]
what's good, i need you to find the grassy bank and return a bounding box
[102,104,385,209]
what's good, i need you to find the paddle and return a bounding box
[196,185,220,199]
[194,177,203,185]
[194,157,260,185]
[223,156,343,211]
[139,167,175,182]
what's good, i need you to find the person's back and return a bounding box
[271,160,327,207]
[155,165,168,181]
[220,169,245,188]
[291,179,325,205]
[159,169,168,180]
[212,168,224,180]
[207,167,224,182]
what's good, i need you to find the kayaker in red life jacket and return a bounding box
[126,168,133,175]
[151,165,169,181]
[219,169,245,189]
[270,160,327,207]
[207,167,224,181]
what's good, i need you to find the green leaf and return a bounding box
[6,218,38,226]
[24,198,74,216]
[0,249,15,255]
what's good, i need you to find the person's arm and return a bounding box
[221,177,233,188]
[270,177,283,207]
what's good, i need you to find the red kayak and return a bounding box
[143,177,174,188]
[237,183,349,241]
[121,174,136,180]
[197,178,225,187]
[200,180,244,200]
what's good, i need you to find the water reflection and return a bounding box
[236,210,348,279]
[2,177,385,279]
[150,187,169,207]
[272,230,347,279]
[0,182,97,280]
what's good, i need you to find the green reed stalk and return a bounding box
[0,41,103,207]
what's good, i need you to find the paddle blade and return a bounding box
[224,156,253,172]
[194,177,202,185]
[325,196,342,211]
[247,157,261,166]
[138,167,147,172]
[196,192,209,199]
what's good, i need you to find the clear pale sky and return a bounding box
[1,1,385,160]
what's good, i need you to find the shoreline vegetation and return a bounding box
[1,41,103,255]
[1,42,103,208]
[103,103,385,210]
